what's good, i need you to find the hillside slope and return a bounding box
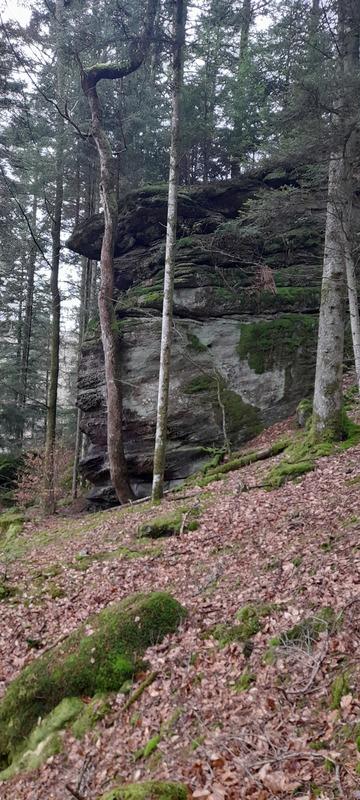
[1,407,360,799]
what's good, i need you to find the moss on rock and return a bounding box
[237,314,317,374]
[0,592,186,765]
[137,509,199,539]
[99,782,188,800]
[0,697,83,780]
[183,373,262,445]
[71,694,111,739]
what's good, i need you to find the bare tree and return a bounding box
[152,0,187,502]
[44,0,65,513]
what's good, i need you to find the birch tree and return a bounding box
[312,0,359,440]
[81,0,157,504]
[44,0,66,513]
[152,0,187,502]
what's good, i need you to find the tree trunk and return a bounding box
[19,192,38,434]
[44,0,65,513]
[152,0,186,502]
[312,154,347,439]
[346,241,360,389]
[230,0,252,178]
[82,84,133,503]
[312,0,358,439]
[81,0,157,503]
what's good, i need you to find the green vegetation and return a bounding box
[211,603,273,647]
[296,398,312,426]
[0,580,17,601]
[0,592,186,767]
[71,694,111,739]
[269,607,335,651]
[134,734,161,761]
[183,374,214,394]
[330,673,350,710]
[71,544,159,571]
[137,507,199,539]
[233,669,256,692]
[266,418,360,488]
[0,510,24,537]
[189,437,290,488]
[0,697,83,779]
[99,781,188,800]
[237,314,317,374]
[186,332,207,353]
[183,372,262,445]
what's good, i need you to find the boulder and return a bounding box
[67,177,323,504]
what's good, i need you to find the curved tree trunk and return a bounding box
[84,83,133,503]
[81,0,157,503]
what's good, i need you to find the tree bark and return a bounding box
[81,0,157,503]
[312,0,358,439]
[44,0,65,513]
[19,192,38,428]
[312,154,347,439]
[230,0,252,178]
[346,241,360,389]
[152,0,186,502]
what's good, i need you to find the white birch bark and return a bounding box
[312,153,347,439]
[152,0,187,502]
[312,0,358,439]
[346,240,360,390]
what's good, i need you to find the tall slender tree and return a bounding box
[152,0,187,502]
[81,0,157,504]
[312,0,359,439]
[44,0,66,513]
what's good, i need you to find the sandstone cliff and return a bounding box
[67,171,323,503]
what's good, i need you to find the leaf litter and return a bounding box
[1,411,360,799]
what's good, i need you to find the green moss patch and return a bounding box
[183,373,262,446]
[0,592,187,766]
[0,580,18,601]
[330,673,350,710]
[137,508,199,539]
[0,511,24,536]
[186,332,207,353]
[237,314,317,374]
[71,694,111,739]
[233,669,256,693]
[0,697,83,780]
[99,781,188,800]
[211,603,273,648]
[267,419,360,488]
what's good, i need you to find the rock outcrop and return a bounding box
[68,172,323,504]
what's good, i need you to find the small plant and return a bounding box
[233,669,256,692]
[330,673,350,709]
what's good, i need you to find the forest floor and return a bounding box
[1,407,360,800]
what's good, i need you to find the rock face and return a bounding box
[68,174,323,504]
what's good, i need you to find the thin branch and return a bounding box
[0,165,52,269]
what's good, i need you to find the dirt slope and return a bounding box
[1,416,360,800]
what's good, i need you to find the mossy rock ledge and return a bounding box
[99,781,188,800]
[0,592,187,772]
[68,176,321,506]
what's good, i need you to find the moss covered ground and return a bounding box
[0,592,186,767]
[2,394,360,797]
[99,782,188,800]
